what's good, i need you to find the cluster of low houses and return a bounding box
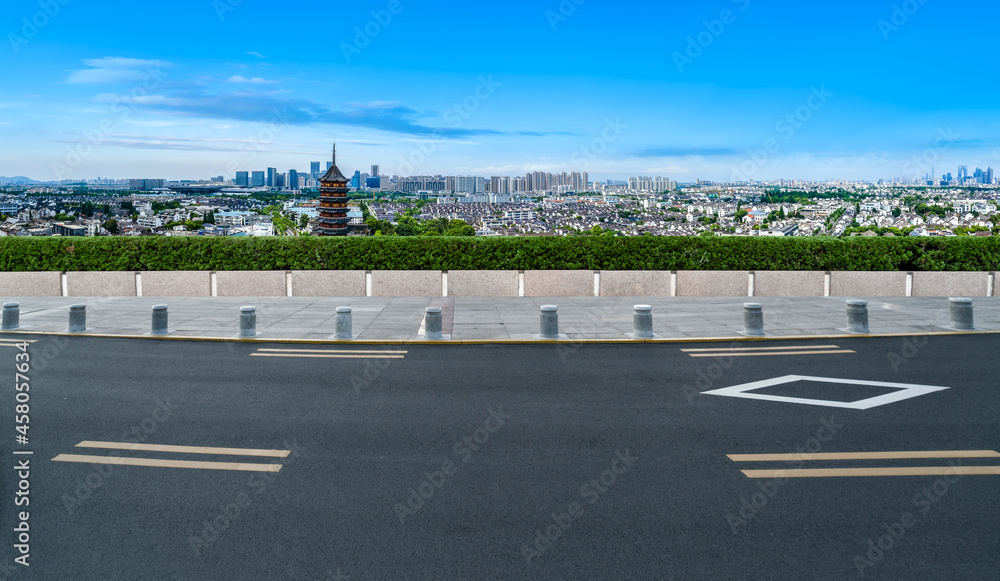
[2,189,996,238]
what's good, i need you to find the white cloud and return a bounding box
[245,51,267,59]
[93,93,179,105]
[344,100,403,109]
[66,57,173,84]
[227,75,278,85]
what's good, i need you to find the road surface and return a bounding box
[1,334,997,580]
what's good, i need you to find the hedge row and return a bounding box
[1,236,999,271]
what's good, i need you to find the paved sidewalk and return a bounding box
[2,296,998,341]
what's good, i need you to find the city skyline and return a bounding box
[3,0,1000,182]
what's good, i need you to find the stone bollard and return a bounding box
[239,306,256,338]
[846,300,869,334]
[949,297,974,331]
[2,302,19,331]
[68,304,86,333]
[743,303,764,336]
[424,307,443,339]
[151,305,168,335]
[335,306,353,339]
[633,304,654,338]
[540,305,559,339]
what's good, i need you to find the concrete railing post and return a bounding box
[335,306,353,339]
[68,304,86,333]
[846,300,869,334]
[424,307,443,339]
[949,297,974,331]
[2,302,19,331]
[633,304,654,338]
[743,303,764,336]
[151,305,168,335]
[239,306,256,338]
[540,305,559,339]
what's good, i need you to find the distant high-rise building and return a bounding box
[958,165,968,182]
[489,176,511,195]
[626,176,674,192]
[987,167,995,185]
[371,165,380,177]
[267,167,277,188]
[275,173,286,189]
[311,161,321,175]
[128,179,165,191]
[288,170,299,190]
[398,176,446,193]
[251,171,265,187]
[455,176,485,193]
[351,170,361,189]
[235,172,249,187]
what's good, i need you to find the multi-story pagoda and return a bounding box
[317,143,350,236]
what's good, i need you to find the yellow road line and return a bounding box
[729,450,1000,462]
[256,348,407,355]
[742,466,1000,478]
[250,353,405,359]
[76,441,290,458]
[682,344,842,352]
[689,350,855,358]
[51,454,282,472]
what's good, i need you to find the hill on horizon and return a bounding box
[0,176,41,185]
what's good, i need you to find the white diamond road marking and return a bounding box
[701,375,950,410]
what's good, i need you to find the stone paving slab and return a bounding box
[2,296,999,341]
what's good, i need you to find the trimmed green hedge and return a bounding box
[1,236,999,271]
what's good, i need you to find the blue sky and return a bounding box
[2,0,999,182]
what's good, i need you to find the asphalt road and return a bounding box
[1,334,998,580]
